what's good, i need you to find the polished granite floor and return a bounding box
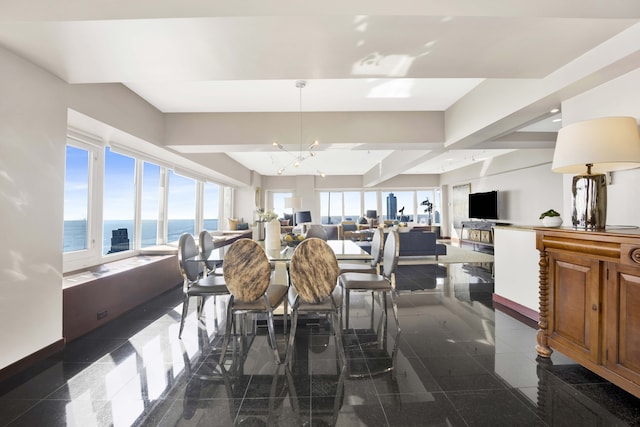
[2,261,640,426]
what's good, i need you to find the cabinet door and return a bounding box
[606,263,640,385]
[548,251,602,363]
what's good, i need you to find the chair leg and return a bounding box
[344,288,351,330]
[376,300,386,349]
[264,295,281,364]
[370,291,376,330]
[284,308,299,367]
[389,290,401,368]
[283,296,288,336]
[389,291,401,334]
[212,295,219,331]
[331,306,347,370]
[219,296,235,365]
[197,296,205,319]
[382,290,389,323]
[178,295,190,339]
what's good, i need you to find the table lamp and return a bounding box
[284,196,301,225]
[295,211,312,233]
[366,210,378,228]
[551,116,640,229]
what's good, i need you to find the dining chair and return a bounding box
[338,229,401,335]
[285,237,344,367]
[219,238,288,365]
[199,230,223,276]
[304,224,328,240]
[338,227,384,275]
[177,233,229,339]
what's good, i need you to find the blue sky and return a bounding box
[65,146,217,221]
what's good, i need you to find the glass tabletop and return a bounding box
[187,239,373,264]
[264,239,373,262]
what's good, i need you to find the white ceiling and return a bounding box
[0,1,638,177]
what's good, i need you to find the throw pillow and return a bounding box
[228,218,239,230]
[342,222,356,232]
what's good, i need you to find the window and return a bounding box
[363,191,377,220]
[63,145,91,253]
[140,162,161,247]
[328,192,342,224]
[392,191,414,222]
[203,182,220,231]
[272,192,292,217]
[167,170,196,242]
[63,128,229,273]
[317,190,439,225]
[319,191,343,224]
[103,147,136,255]
[343,192,360,220]
[417,190,440,224]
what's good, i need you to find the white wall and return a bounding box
[0,46,67,369]
[440,149,564,238]
[0,45,167,370]
[494,227,539,312]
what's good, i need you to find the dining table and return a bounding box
[265,239,373,263]
[187,238,373,267]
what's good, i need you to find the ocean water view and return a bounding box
[63,219,219,253]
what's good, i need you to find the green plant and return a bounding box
[539,209,560,220]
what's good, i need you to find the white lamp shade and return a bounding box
[284,196,301,210]
[551,116,640,174]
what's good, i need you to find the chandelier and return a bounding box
[273,80,325,176]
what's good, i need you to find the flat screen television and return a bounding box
[468,191,499,220]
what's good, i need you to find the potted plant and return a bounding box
[539,209,563,227]
[420,198,433,225]
[256,208,278,222]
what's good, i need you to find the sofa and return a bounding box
[397,231,447,259]
[355,230,447,259]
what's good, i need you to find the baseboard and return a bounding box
[493,294,539,328]
[0,339,65,384]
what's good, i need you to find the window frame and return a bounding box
[63,136,105,272]
[319,189,441,225]
[62,130,229,274]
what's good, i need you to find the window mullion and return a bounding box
[158,167,169,245]
[133,160,143,250]
[91,148,104,265]
[195,181,204,235]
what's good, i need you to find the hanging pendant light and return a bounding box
[272,80,323,176]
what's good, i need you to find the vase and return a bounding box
[265,219,281,251]
[542,216,563,227]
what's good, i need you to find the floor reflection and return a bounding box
[1,262,639,426]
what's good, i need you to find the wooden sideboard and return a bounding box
[536,227,640,398]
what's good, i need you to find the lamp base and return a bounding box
[571,173,607,230]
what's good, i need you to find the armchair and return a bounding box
[340,220,358,240]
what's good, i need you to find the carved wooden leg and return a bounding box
[536,250,553,357]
